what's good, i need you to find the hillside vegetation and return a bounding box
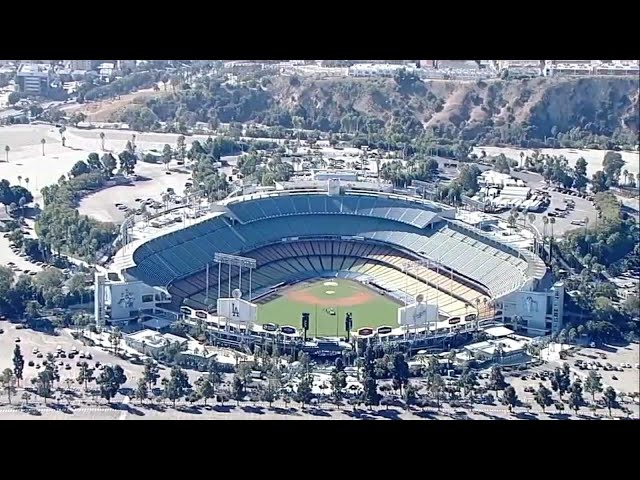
[126,73,639,149]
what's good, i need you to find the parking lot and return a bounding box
[567,344,640,396]
[0,320,153,395]
[494,168,600,237]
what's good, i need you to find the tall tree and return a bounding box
[109,327,123,355]
[118,150,137,175]
[334,356,345,373]
[534,383,553,413]
[0,368,17,404]
[502,385,518,413]
[584,371,603,403]
[231,375,245,406]
[295,374,314,410]
[458,367,479,398]
[488,366,507,398]
[76,362,95,391]
[259,379,278,408]
[162,144,173,170]
[568,381,584,415]
[391,352,410,394]
[12,344,24,386]
[429,373,445,409]
[4,145,9,163]
[100,153,117,177]
[195,376,215,406]
[550,367,571,398]
[40,138,46,156]
[96,365,127,403]
[602,152,625,185]
[32,369,54,403]
[161,366,191,408]
[591,171,609,193]
[329,370,347,408]
[135,377,149,405]
[176,135,186,160]
[99,132,106,151]
[602,386,617,417]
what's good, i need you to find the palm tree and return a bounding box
[61,136,66,147]
[161,193,170,211]
[24,177,29,190]
[99,132,105,151]
[131,133,136,149]
[4,145,8,163]
[549,216,556,263]
[17,175,22,185]
[622,169,628,186]
[41,138,46,156]
[583,216,589,236]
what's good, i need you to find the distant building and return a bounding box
[498,60,544,77]
[348,63,421,78]
[98,62,115,82]
[16,63,51,95]
[117,60,136,70]
[544,60,639,77]
[67,60,93,71]
[419,60,437,68]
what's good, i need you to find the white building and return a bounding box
[478,171,525,189]
[98,62,115,82]
[498,282,565,336]
[94,272,176,326]
[16,63,51,95]
[348,63,420,78]
[125,329,187,355]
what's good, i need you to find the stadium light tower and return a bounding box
[210,253,257,304]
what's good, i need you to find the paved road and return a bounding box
[1,397,634,420]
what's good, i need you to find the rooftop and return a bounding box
[484,326,515,338]
[127,329,186,347]
[17,63,50,75]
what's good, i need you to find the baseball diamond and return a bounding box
[257,279,402,337]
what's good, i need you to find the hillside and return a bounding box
[121,74,639,148]
[266,75,639,144]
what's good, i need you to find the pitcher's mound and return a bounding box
[325,290,335,295]
[323,281,338,287]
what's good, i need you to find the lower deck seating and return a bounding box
[172,239,482,317]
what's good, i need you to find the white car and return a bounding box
[620,363,626,368]
[32,347,39,354]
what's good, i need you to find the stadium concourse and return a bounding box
[101,186,548,354]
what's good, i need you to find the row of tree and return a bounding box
[35,148,139,260]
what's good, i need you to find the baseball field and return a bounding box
[257,279,401,337]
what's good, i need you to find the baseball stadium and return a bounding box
[103,180,547,354]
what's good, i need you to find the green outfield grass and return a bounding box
[257,279,401,337]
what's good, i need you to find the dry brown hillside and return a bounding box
[267,75,639,141]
